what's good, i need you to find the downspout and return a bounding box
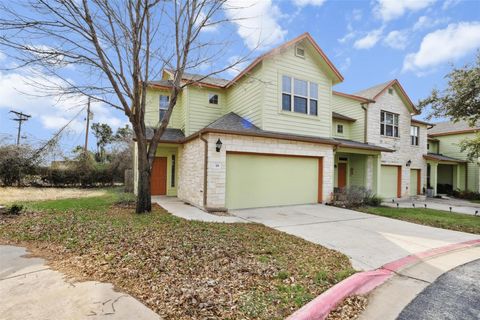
[361,104,368,143]
[199,132,208,208]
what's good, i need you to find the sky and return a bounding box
[0,0,479,155]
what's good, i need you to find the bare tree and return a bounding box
[0,0,251,212]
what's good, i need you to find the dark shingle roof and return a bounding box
[144,128,184,142]
[181,72,230,87]
[334,138,394,152]
[428,120,480,136]
[148,79,173,87]
[424,153,468,163]
[332,112,356,122]
[205,112,263,133]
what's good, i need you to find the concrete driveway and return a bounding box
[232,204,480,270]
[0,245,160,320]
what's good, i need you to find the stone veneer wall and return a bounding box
[366,88,428,197]
[204,133,335,209]
[177,138,205,207]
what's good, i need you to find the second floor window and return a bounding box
[208,93,218,105]
[411,126,419,146]
[282,75,318,116]
[337,124,344,134]
[159,95,169,121]
[380,110,399,137]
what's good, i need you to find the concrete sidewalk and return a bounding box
[0,245,161,320]
[152,196,246,223]
[358,246,480,320]
[232,204,479,270]
[382,198,480,216]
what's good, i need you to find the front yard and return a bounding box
[361,206,480,235]
[0,189,354,319]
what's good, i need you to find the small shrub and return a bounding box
[276,270,289,280]
[5,204,24,215]
[364,194,383,207]
[451,189,480,201]
[334,186,382,208]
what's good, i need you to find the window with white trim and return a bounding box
[159,95,169,121]
[282,75,318,116]
[208,93,218,105]
[380,110,399,137]
[337,124,344,134]
[411,126,419,146]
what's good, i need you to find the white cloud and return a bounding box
[223,0,287,50]
[374,0,436,22]
[384,30,409,50]
[196,11,218,32]
[442,0,460,10]
[0,70,124,134]
[339,57,351,72]
[413,15,449,31]
[351,9,363,21]
[353,28,383,49]
[292,0,326,7]
[403,22,480,72]
[226,55,249,77]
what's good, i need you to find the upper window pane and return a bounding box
[294,96,307,114]
[309,82,318,99]
[294,79,308,96]
[282,76,291,93]
[159,95,169,110]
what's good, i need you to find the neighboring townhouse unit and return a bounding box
[133,32,431,211]
[426,121,480,195]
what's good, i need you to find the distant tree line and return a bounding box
[0,123,132,187]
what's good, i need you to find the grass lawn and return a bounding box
[361,206,480,235]
[0,187,109,204]
[0,189,354,320]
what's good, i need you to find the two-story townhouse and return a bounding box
[426,121,480,195]
[133,32,430,211]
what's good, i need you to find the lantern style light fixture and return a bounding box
[216,138,222,152]
[406,160,412,167]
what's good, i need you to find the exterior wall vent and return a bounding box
[295,46,305,58]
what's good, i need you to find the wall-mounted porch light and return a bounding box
[406,160,412,167]
[216,138,222,152]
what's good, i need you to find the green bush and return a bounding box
[334,186,383,208]
[0,145,37,186]
[4,204,24,215]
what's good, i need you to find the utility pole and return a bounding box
[84,97,91,153]
[9,110,31,145]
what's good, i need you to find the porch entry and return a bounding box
[151,157,167,195]
[410,169,421,196]
[225,152,323,209]
[380,165,401,198]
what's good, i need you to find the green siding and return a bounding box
[334,153,367,188]
[332,120,351,139]
[154,146,179,196]
[435,133,479,192]
[226,154,318,209]
[260,41,332,138]
[186,86,224,135]
[225,64,263,127]
[332,94,365,142]
[380,165,398,198]
[145,88,183,129]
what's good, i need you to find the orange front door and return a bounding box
[151,157,167,195]
[338,163,347,189]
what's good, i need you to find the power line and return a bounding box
[9,110,31,145]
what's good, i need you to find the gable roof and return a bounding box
[355,79,419,114]
[226,32,343,87]
[162,70,229,88]
[411,118,434,127]
[332,91,375,103]
[428,120,480,136]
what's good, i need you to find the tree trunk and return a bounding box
[136,140,152,213]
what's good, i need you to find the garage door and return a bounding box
[226,153,322,209]
[410,169,420,196]
[380,165,400,199]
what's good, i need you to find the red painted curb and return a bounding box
[287,239,480,320]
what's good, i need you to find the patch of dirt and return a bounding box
[326,295,368,320]
[0,187,108,204]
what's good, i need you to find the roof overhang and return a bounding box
[423,154,468,163]
[428,128,479,137]
[375,79,419,115]
[332,91,375,103]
